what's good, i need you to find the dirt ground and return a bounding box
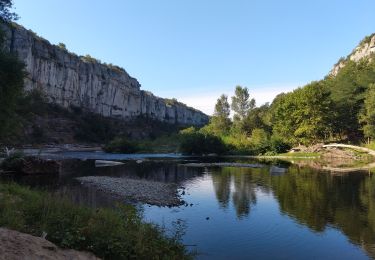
[0,228,100,260]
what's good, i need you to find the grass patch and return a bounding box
[104,134,181,154]
[0,182,191,259]
[277,152,321,158]
[137,134,181,153]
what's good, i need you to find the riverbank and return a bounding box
[0,182,191,259]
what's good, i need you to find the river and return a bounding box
[4,151,375,259]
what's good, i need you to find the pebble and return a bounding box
[76,176,183,207]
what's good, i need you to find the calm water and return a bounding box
[5,152,375,259]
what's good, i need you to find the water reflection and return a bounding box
[270,166,375,256]
[209,164,375,258]
[3,155,375,258]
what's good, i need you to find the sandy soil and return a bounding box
[0,228,100,260]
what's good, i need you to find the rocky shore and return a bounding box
[76,176,183,206]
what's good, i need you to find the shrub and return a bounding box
[0,183,190,259]
[57,42,67,50]
[250,128,270,155]
[269,135,291,154]
[0,151,24,171]
[179,129,227,155]
[103,137,139,153]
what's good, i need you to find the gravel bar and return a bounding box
[76,176,183,206]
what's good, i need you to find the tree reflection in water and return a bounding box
[211,163,375,258]
[212,167,268,218]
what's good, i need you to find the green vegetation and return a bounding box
[0,0,18,22]
[103,137,140,153]
[57,42,67,50]
[81,54,100,63]
[277,152,320,158]
[0,182,190,259]
[179,127,227,155]
[0,1,27,142]
[178,45,375,155]
[359,83,375,143]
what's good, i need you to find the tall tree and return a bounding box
[231,86,255,121]
[211,94,231,134]
[0,0,25,140]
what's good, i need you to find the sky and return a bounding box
[13,0,375,115]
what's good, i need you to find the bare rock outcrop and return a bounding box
[0,22,209,126]
[330,33,375,76]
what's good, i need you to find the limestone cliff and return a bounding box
[330,33,375,76]
[1,22,209,126]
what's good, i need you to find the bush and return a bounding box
[249,128,270,155]
[103,137,139,153]
[0,152,24,171]
[269,135,291,154]
[0,183,190,259]
[179,130,227,155]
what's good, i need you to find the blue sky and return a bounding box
[13,0,375,114]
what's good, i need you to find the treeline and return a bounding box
[180,51,375,155]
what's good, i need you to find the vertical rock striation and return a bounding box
[1,23,209,126]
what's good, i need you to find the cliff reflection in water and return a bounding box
[210,164,375,257]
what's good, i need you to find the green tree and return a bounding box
[57,42,67,50]
[328,57,375,140]
[271,82,334,145]
[242,103,270,135]
[211,94,231,134]
[0,0,27,140]
[231,86,255,121]
[359,84,375,143]
[0,0,18,22]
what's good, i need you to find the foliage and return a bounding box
[231,86,255,121]
[328,56,375,140]
[0,0,18,22]
[0,36,27,140]
[103,137,139,153]
[249,128,270,154]
[210,94,231,135]
[271,82,334,145]
[81,54,100,63]
[57,42,67,50]
[268,135,291,154]
[0,151,24,170]
[179,128,227,155]
[0,182,190,259]
[359,83,375,142]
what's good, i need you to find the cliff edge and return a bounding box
[1,22,209,126]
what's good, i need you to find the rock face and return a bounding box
[330,33,375,76]
[1,23,209,126]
